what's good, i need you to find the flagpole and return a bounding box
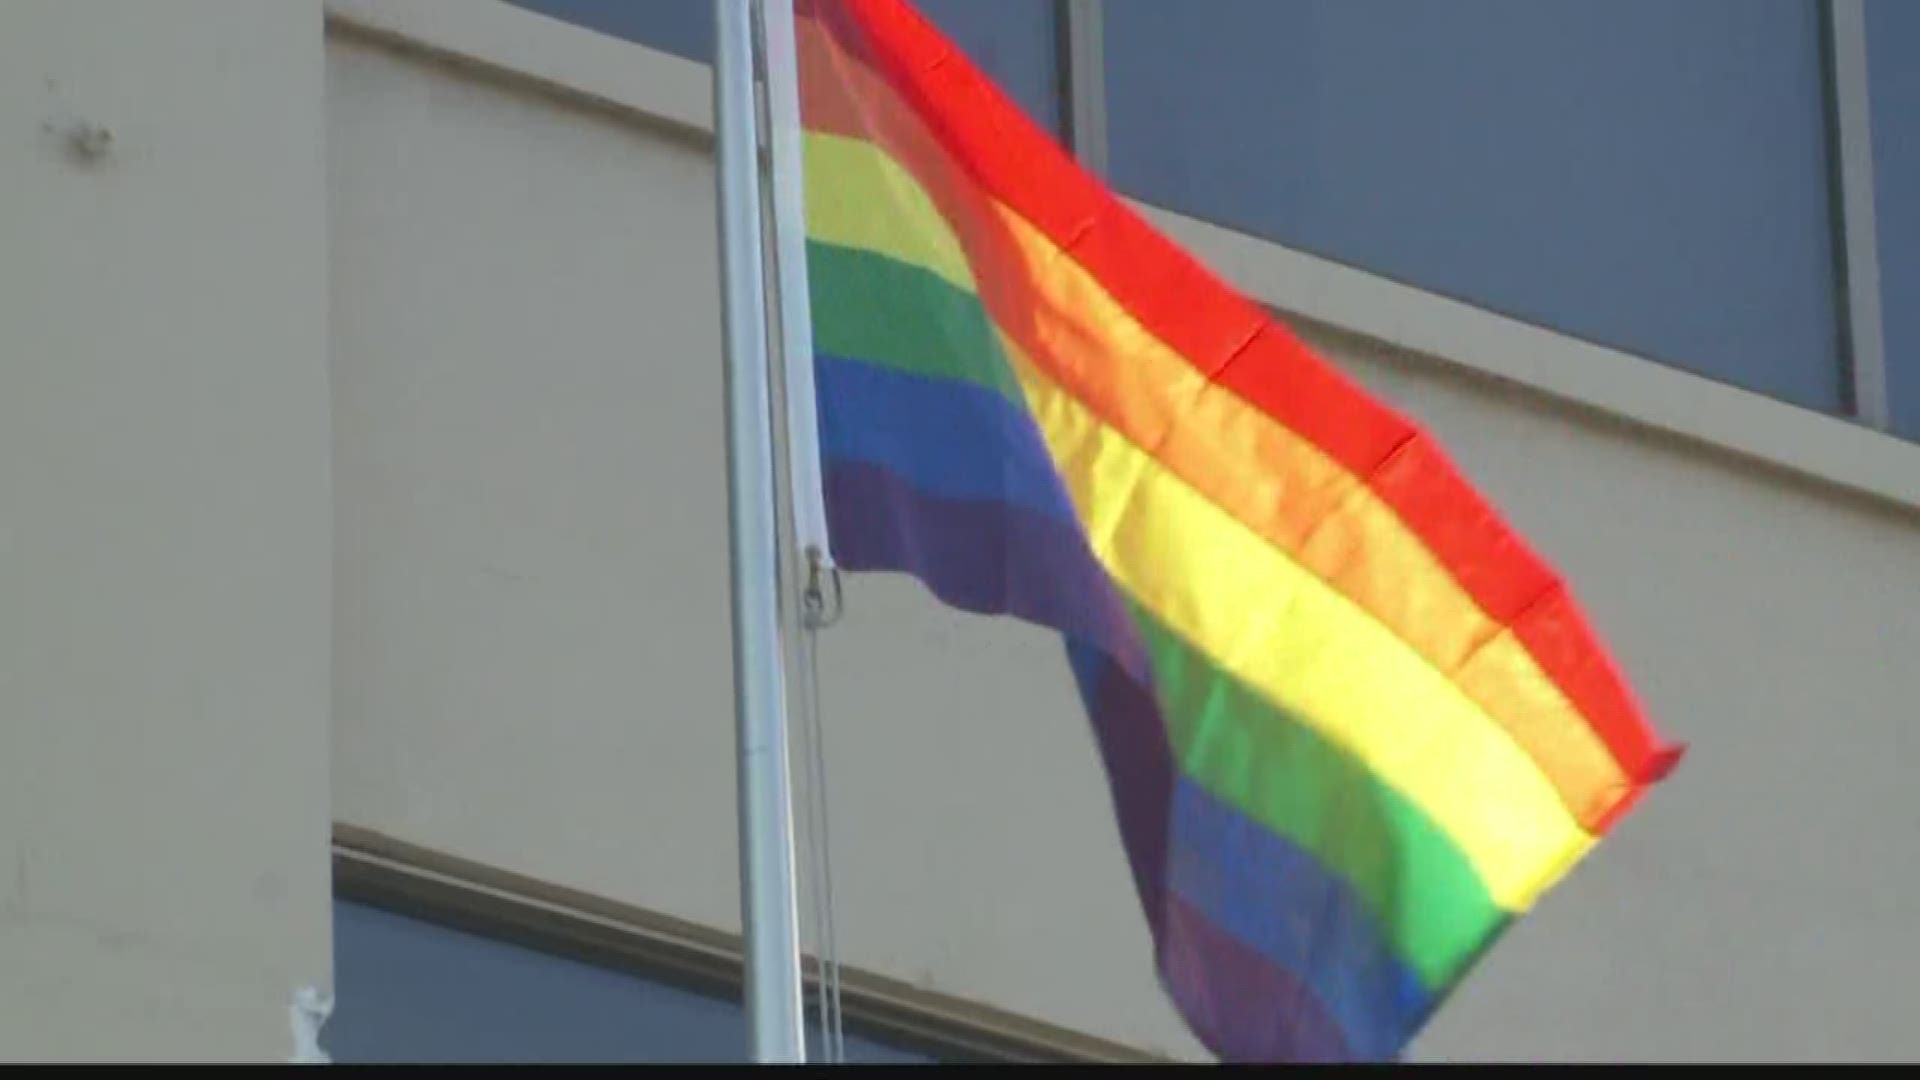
[756,0,852,1060]
[713,0,807,1062]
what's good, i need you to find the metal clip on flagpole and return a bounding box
[714,0,807,1062]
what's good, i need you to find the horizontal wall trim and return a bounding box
[332,825,1163,1064]
[321,0,1920,517]
[324,0,712,140]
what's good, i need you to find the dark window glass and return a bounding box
[506,0,1063,133]
[507,0,712,63]
[1106,0,1843,411]
[329,900,935,1063]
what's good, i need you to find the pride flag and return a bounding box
[795,0,1683,1060]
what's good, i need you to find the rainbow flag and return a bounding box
[795,0,1684,1060]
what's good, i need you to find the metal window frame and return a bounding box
[1825,0,1891,429]
[331,826,1163,1065]
[1061,0,1896,434]
[1058,0,1107,177]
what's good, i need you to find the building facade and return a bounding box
[3,0,1918,1062]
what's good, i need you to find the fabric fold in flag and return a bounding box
[794,0,1683,1061]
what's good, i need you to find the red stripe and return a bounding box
[799,0,1683,786]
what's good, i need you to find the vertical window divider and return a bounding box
[1826,0,1891,428]
[1060,0,1109,177]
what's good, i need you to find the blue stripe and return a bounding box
[825,460,1152,684]
[1167,779,1434,1059]
[816,354,1074,523]
[820,348,1432,1057]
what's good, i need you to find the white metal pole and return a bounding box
[713,0,807,1062]
[757,6,848,1061]
[760,0,835,570]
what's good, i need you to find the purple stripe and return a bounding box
[1161,897,1356,1062]
[825,457,1357,1061]
[826,459,1172,930]
[1077,646,1357,1062]
[825,460,1150,683]
[1063,639,1174,943]
[1166,778,1432,1058]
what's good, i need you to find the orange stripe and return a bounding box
[799,17,1638,828]
[801,0,1683,799]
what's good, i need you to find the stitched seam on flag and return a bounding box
[800,130,1633,832]
[801,136,1629,835]
[995,327,1596,912]
[1135,606,1505,987]
[802,136,1533,994]
[803,210,1601,906]
[976,184,1633,837]
[807,253,1508,979]
[814,350,1505,979]
[1162,783,1437,1056]
[795,9,1671,792]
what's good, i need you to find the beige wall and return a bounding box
[323,22,1920,1065]
[5,0,1917,1062]
[324,34,1192,1054]
[0,0,335,1061]
[1337,332,1920,1061]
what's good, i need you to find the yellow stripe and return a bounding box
[811,129,1597,904]
[809,131,1599,905]
[805,133,974,292]
[806,130,1633,829]
[1000,336,1593,910]
[978,203,1635,832]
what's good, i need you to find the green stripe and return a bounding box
[1130,600,1504,988]
[808,240,1023,401]
[811,234,1505,987]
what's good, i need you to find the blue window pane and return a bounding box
[1867,0,1920,438]
[505,0,1062,134]
[330,901,935,1063]
[915,0,1062,135]
[1106,0,1843,412]
[506,0,710,61]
